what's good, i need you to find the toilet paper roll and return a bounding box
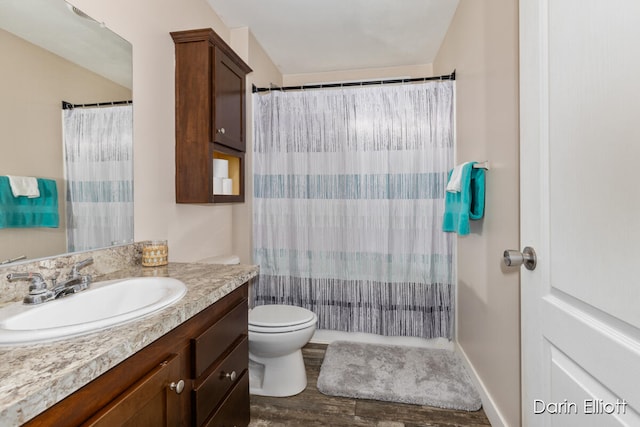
[213,159,229,179]
[213,177,224,194]
[222,178,233,195]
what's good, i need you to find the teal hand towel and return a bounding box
[442,162,485,235]
[0,176,59,228]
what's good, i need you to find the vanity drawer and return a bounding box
[202,370,250,427]
[192,298,247,377]
[192,337,248,426]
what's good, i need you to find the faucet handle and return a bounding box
[6,272,48,293]
[69,257,94,277]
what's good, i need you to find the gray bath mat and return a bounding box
[317,341,482,411]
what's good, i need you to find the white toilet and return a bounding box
[248,304,317,397]
[197,255,317,397]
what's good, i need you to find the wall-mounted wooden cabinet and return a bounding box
[171,28,252,204]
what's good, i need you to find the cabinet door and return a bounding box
[213,46,246,152]
[82,354,184,427]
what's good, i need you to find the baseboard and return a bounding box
[311,329,454,350]
[456,342,510,427]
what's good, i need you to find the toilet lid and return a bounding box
[249,304,316,328]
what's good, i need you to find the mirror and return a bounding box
[0,0,133,263]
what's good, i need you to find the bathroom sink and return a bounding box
[0,277,187,345]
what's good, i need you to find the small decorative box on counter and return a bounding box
[142,240,168,267]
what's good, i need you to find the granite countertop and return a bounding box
[0,262,259,426]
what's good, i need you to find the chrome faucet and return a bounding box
[6,257,94,305]
[67,257,93,280]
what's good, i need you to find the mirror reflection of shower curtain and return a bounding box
[253,81,455,339]
[62,105,133,253]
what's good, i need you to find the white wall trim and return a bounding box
[456,342,511,427]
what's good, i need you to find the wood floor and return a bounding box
[250,343,491,427]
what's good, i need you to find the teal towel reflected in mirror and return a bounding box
[0,176,59,228]
[442,162,485,235]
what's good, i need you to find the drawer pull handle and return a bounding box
[217,127,226,135]
[221,370,237,382]
[169,379,185,394]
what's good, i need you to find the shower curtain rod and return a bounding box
[61,100,132,110]
[252,70,455,93]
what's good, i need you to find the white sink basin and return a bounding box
[0,277,187,345]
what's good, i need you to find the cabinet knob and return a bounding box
[221,370,237,382]
[217,127,226,135]
[169,379,185,394]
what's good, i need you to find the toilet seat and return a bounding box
[249,305,317,333]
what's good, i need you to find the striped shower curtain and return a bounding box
[62,105,133,252]
[252,81,455,339]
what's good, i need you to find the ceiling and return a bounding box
[2,0,456,85]
[207,0,459,75]
[0,0,132,89]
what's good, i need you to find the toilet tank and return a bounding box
[197,254,248,307]
[197,255,240,265]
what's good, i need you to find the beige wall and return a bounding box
[0,29,131,261]
[67,0,282,263]
[433,1,520,426]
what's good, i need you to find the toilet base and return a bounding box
[249,349,307,397]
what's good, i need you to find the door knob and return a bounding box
[169,379,185,394]
[217,127,226,134]
[503,247,537,270]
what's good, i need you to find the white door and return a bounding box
[520,0,640,426]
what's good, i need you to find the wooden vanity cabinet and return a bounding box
[24,284,249,427]
[171,28,252,204]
